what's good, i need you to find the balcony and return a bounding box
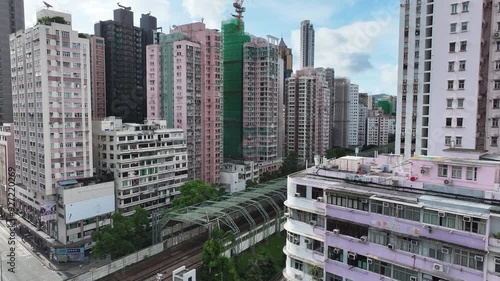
[325,232,483,281]
[326,204,486,251]
[286,197,326,214]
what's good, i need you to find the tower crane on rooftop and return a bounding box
[231,0,245,31]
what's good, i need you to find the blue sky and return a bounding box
[25,0,400,95]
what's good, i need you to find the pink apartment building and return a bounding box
[147,22,222,184]
[90,35,106,119]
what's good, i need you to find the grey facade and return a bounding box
[324,68,335,148]
[300,20,314,68]
[140,13,158,46]
[333,78,350,148]
[0,0,24,124]
[95,8,146,123]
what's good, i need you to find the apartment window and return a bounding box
[450,23,457,33]
[445,136,451,145]
[458,80,465,89]
[497,42,500,51]
[459,60,466,71]
[328,247,343,262]
[495,80,500,89]
[494,99,500,109]
[438,164,448,177]
[493,118,499,128]
[462,1,469,12]
[287,232,300,245]
[447,98,453,108]
[466,167,477,181]
[451,166,462,179]
[496,60,500,70]
[451,3,458,14]
[290,258,303,271]
[453,249,483,271]
[456,118,463,127]
[448,61,455,71]
[456,136,462,146]
[495,256,500,273]
[296,184,307,197]
[449,42,456,52]
[460,41,467,51]
[457,98,464,108]
[461,22,468,31]
[446,118,452,127]
[492,136,499,147]
[447,80,454,90]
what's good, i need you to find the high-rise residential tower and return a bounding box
[348,83,361,147]
[300,20,315,68]
[94,7,147,123]
[222,19,283,163]
[0,0,24,124]
[333,78,350,148]
[146,22,223,184]
[90,36,106,119]
[10,9,93,236]
[285,68,330,162]
[396,0,500,158]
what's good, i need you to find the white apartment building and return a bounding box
[10,9,93,237]
[396,0,500,158]
[93,117,189,216]
[367,114,391,146]
[348,84,360,147]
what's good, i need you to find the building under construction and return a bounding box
[222,2,284,163]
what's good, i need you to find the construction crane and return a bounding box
[231,0,245,31]
[117,2,131,10]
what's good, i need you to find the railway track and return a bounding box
[98,235,205,281]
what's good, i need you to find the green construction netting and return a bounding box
[222,19,251,160]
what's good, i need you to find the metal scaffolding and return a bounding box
[153,178,287,254]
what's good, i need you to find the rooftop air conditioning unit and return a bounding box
[333,248,341,254]
[367,258,373,264]
[441,248,449,254]
[463,216,471,222]
[444,179,452,185]
[333,229,340,235]
[383,202,390,207]
[475,255,484,262]
[295,193,300,197]
[309,220,317,226]
[495,32,500,38]
[316,197,324,202]
[284,212,290,218]
[387,243,395,250]
[410,277,417,281]
[396,205,404,210]
[360,236,368,243]
[438,212,446,218]
[304,239,311,244]
[420,169,426,174]
[433,263,444,272]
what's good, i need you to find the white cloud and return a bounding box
[378,64,398,94]
[182,0,231,29]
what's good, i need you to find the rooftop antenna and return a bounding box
[116,2,131,10]
[42,1,53,9]
[231,0,246,31]
[201,17,204,23]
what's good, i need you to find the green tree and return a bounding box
[309,264,323,281]
[246,180,258,188]
[171,180,219,209]
[325,148,353,159]
[200,229,239,281]
[243,255,277,281]
[37,16,67,25]
[91,206,151,260]
[280,152,302,176]
[260,171,280,183]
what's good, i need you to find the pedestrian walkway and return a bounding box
[0,218,111,278]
